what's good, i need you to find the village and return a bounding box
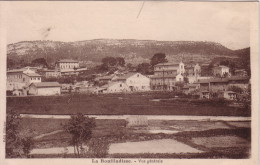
[4,1,255,159]
[6,56,250,102]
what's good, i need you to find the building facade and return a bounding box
[116,72,150,91]
[29,82,61,96]
[154,62,185,76]
[55,59,79,71]
[102,82,130,93]
[151,62,185,91]
[212,65,230,77]
[7,68,42,90]
[45,70,62,78]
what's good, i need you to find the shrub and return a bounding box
[87,138,110,158]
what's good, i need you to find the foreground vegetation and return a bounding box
[16,117,251,159]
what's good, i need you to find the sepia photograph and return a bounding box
[1,0,259,163]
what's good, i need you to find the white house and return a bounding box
[45,70,61,78]
[55,59,79,71]
[116,72,150,91]
[150,73,184,91]
[28,82,61,96]
[212,65,230,77]
[23,73,42,85]
[102,82,130,93]
[219,91,237,100]
[154,62,185,76]
[7,68,42,90]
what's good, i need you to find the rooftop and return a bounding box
[196,76,250,84]
[116,72,139,80]
[214,65,229,69]
[223,91,236,94]
[155,62,180,67]
[150,75,177,79]
[7,69,24,73]
[98,74,117,80]
[56,59,79,63]
[30,82,61,88]
[23,73,41,77]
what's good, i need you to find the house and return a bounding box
[212,65,230,77]
[28,82,61,96]
[23,73,42,85]
[150,74,184,91]
[45,70,61,78]
[200,90,210,99]
[7,68,36,83]
[12,88,27,96]
[185,63,201,76]
[195,78,229,92]
[154,62,185,76]
[7,68,42,90]
[185,63,201,83]
[234,69,248,77]
[102,82,130,93]
[195,76,250,92]
[219,91,237,100]
[182,85,190,95]
[96,74,118,84]
[150,62,185,91]
[182,84,200,95]
[228,76,250,90]
[55,59,79,71]
[116,72,150,91]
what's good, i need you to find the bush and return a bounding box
[87,138,110,158]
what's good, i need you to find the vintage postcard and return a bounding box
[0,1,259,165]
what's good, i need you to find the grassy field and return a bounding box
[19,117,251,158]
[7,93,250,116]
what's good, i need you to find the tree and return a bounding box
[6,110,22,158]
[150,53,168,66]
[6,110,34,158]
[115,57,125,67]
[101,57,126,71]
[21,137,34,158]
[7,58,16,69]
[101,57,117,70]
[64,113,96,157]
[136,63,152,75]
[31,58,48,68]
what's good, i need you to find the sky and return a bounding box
[4,1,253,50]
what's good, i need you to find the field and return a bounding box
[7,93,250,116]
[9,92,251,158]
[19,117,251,158]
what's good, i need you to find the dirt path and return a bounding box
[34,130,63,140]
[21,114,251,121]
